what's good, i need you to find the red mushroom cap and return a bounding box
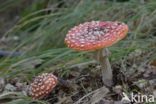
[30,73,58,99]
[65,21,128,51]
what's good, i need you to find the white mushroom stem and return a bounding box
[95,48,113,87]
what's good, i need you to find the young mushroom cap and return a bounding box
[30,73,58,99]
[65,21,128,51]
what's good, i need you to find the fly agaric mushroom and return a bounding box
[65,21,128,87]
[30,73,58,99]
[30,73,69,99]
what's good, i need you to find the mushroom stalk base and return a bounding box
[95,48,113,87]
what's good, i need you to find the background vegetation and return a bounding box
[0,0,156,103]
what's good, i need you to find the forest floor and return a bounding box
[0,49,155,104]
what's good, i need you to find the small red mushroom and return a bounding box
[30,73,58,99]
[30,73,69,99]
[65,21,128,87]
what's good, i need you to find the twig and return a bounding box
[74,86,108,104]
[74,89,97,104]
